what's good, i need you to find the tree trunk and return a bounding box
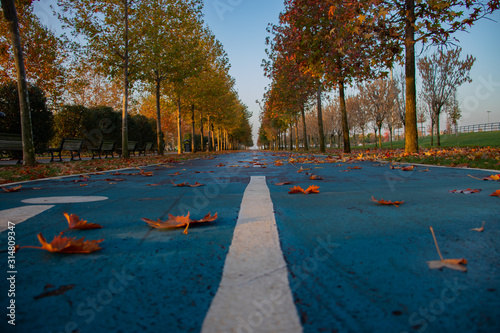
[361,128,365,148]
[121,0,130,158]
[430,121,434,146]
[378,124,383,148]
[295,115,299,151]
[389,126,393,149]
[436,110,441,146]
[200,113,204,152]
[177,97,182,154]
[207,116,211,151]
[1,0,36,165]
[289,125,293,151]
[211,124,215,151]
[317,84,326,153]
[339,80,351,153]
[404,0,419,153]
[300,105,309,151]
[155,76,164,155]
[191,103,196,153]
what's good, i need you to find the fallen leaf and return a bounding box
[140,170,154,177]
[169,171,182,176]
[172,181,205,188]
[142,212,217,234]
[309,175,324,180]
[347,166,362,170]
[80,184,88,187]
[289,185,320,195]
[484,174,500,181]
[471,221,485,232]
[275,182,292,186]
[449,188,481,194]
[2,185,22,192]
[64,212,103,230]
[371,196,404,207]
[216,163,225,167]
[103,178,125,182]
[402,165,415,171]
[274,161,284,166]
[427,226,467,272]
[34,285,76,300]
[490,190,500,197]
[419,168,430,172]
[18,233,103,253]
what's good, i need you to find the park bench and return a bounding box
[47,138,84,162]
[137,142,153,156]
[91,140,116,159]
[0,133,23,164]
[117,141,138,156]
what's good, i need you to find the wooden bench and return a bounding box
[117,141,138,156]
[47,138,84,162]
[137,142,153,156]
[0,133,23,164]
[91,140,116,159]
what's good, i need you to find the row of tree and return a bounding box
[259,0,496,153]
[0,0,253,165]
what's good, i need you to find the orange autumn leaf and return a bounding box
[449,188,481,194]
[309,175,324,180]
[142,212,217,234]
[2,185,22,192]
[64,212,103,230]
[371,196,404,207]
[168,171,182,176]
[490,190,500,197]
[140,170,154,177]
[274,160,284,166]
[289,185,320,195]
[471,221,485,232]
[18,233,103,253]
[171,180,205,188]
[427,227,467,272]
[484,174,500,181]
[275,182,292,186]
[402,165,415,171]
[347,166,362,170]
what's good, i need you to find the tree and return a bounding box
[360,0,499,153]
[58,0,139,158]
[445,91,461,136]
[0,1,67,108]
[1,0,35,165]
[63,59,122,111]
[271,0,399,153]
[359,78,397,148]
[418,47,474,146]
[135,0,204,155]
[0,81,53,152]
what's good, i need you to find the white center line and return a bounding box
[201,176,303,333]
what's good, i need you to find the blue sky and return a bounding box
[34,1,500,142]
[202,1,500,140]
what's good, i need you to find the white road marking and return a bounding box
[22,196,108,204]
[0,205,54,232]
[201,176,303,333]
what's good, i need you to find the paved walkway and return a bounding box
[1,152,499,332]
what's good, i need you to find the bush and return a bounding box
[0,81,54,152]
[53,105,157,150]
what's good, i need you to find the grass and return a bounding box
[0,152,220,186]
[360,130,500,149]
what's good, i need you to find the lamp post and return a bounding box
[487,110,491,124]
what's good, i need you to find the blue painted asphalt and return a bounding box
[1,151,499,333]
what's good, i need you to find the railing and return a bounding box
[458,122,500,133]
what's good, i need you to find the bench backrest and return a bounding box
[62,138,84,151]
[102,140,116,150]
[128,141,138,150]
[0,133,22,150]
[144,142,153,150]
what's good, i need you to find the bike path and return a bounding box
[0,152,262,333]
[265,153,500,333]
[0,151,499,333]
